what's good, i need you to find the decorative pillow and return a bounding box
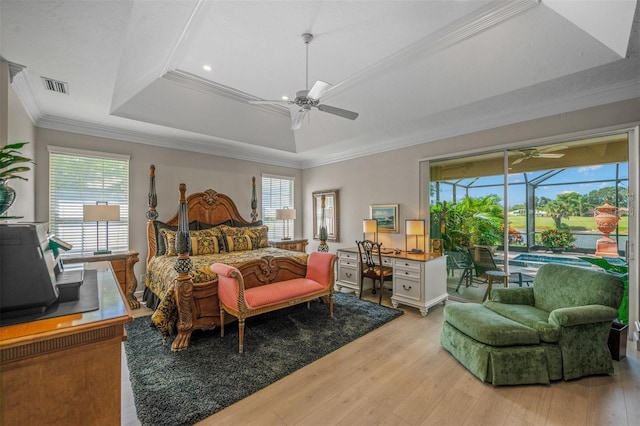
[160,228,181,256]
[160,228,225,256]
[232,219,263,227]
[219,225,269,250]
[190,228,224,255]
[198,219,233,230]
[225,234,254,252]
[153,220,198,256]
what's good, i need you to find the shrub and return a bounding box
[540,228,575,249]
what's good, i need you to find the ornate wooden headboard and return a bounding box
[145,165,259,264]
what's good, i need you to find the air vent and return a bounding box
[41,77,69,94]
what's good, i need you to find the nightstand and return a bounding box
[63,249,140,309]
[268,238,308,253]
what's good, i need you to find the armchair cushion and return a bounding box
[549,305,619,328]
[491,287,535,305]
[484,301,559,342]
[533,264,624,312]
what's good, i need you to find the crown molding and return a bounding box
[326,0,540,99]
[9,67,44,125]
[163,70,290,118]
[301,78,640,168]
[35,115,303,168]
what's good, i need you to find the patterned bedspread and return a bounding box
[145,247,308,337]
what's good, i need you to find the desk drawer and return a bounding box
[394,276,421,301]
[394,266,421,280]
[339,265,358,285]
[393,259,421,272]
[339,251,358,261]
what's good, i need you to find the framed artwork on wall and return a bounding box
[312,189,339,242]
[370,204,398,233]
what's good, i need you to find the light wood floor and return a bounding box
[122,291,640,426]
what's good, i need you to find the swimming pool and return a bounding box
[511,254,624,269]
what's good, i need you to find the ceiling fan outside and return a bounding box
[511,145,568,165]
[248,33,359,130]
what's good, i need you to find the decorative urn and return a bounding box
[593,199,620,257]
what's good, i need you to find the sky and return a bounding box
[434,163,629,208]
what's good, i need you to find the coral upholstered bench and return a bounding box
[211,251,337,353]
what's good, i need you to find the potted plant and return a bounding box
[0,142,33,216]
[580,256,629,360]
[540,228,575,253]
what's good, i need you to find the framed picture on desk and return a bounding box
[370,204,398,233]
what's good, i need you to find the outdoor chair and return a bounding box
[467,246,534,299]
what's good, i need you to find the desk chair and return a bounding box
[356,240,393,305]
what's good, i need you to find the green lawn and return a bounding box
[507,215,629,234]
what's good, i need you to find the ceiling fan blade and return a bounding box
[511,157,525,165]
[538,145,568,153]
[317,104,359,120]
[307,80,331,101]
[249,100,292,105]
[290,109,309,130]
[537,153,565,158]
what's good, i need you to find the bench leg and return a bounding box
[238,318,245,354]
[329,293,334,318]
[220,307,225,337]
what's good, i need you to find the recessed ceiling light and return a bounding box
[203,65,212,71]
[281,95,289,100]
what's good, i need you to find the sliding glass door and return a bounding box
[427,133,630,304]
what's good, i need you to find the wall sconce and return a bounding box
[275,207,296,240]
[362,219,378,242]
[83,203,120,255]
[405,219,425,253]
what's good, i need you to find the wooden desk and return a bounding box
[0,261,132,426]
[336,248,448,316]
[63,249,140,309]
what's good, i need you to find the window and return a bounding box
[261,174,294,240]
[48,146,129,255]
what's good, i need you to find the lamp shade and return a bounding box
[406,219,425,236]
[83,204,120,222]
[275,208,296,220]
[363,219,378,233]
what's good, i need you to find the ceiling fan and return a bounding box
[511,145,568,165]
[248,33,359,130]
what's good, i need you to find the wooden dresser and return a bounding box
[268,238,308,253]
[63,249,140,309]
[0,261,132,426]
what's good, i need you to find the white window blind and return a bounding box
[262,174,294,240]
[48,147,129,255]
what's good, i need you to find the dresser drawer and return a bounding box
[339,265,358,285]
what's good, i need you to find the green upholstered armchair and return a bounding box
[484,263,624,380]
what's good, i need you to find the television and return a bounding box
[0,223,81,320]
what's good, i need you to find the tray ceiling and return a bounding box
[2,0,639,168]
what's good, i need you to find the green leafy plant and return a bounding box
[0,142,32,181]
[579,257,628,324]
[540,228,575,249]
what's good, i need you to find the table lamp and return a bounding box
[362,219,378,242]
[405,219,425,253]
[83,203,120,254]
[275,207,296,240]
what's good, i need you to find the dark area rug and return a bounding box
[124,292,403,426]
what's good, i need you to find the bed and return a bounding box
[144,166,308,351]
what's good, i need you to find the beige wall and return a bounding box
[302,98,640,253]
[1,61,36,220]
[33,128,303,284]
